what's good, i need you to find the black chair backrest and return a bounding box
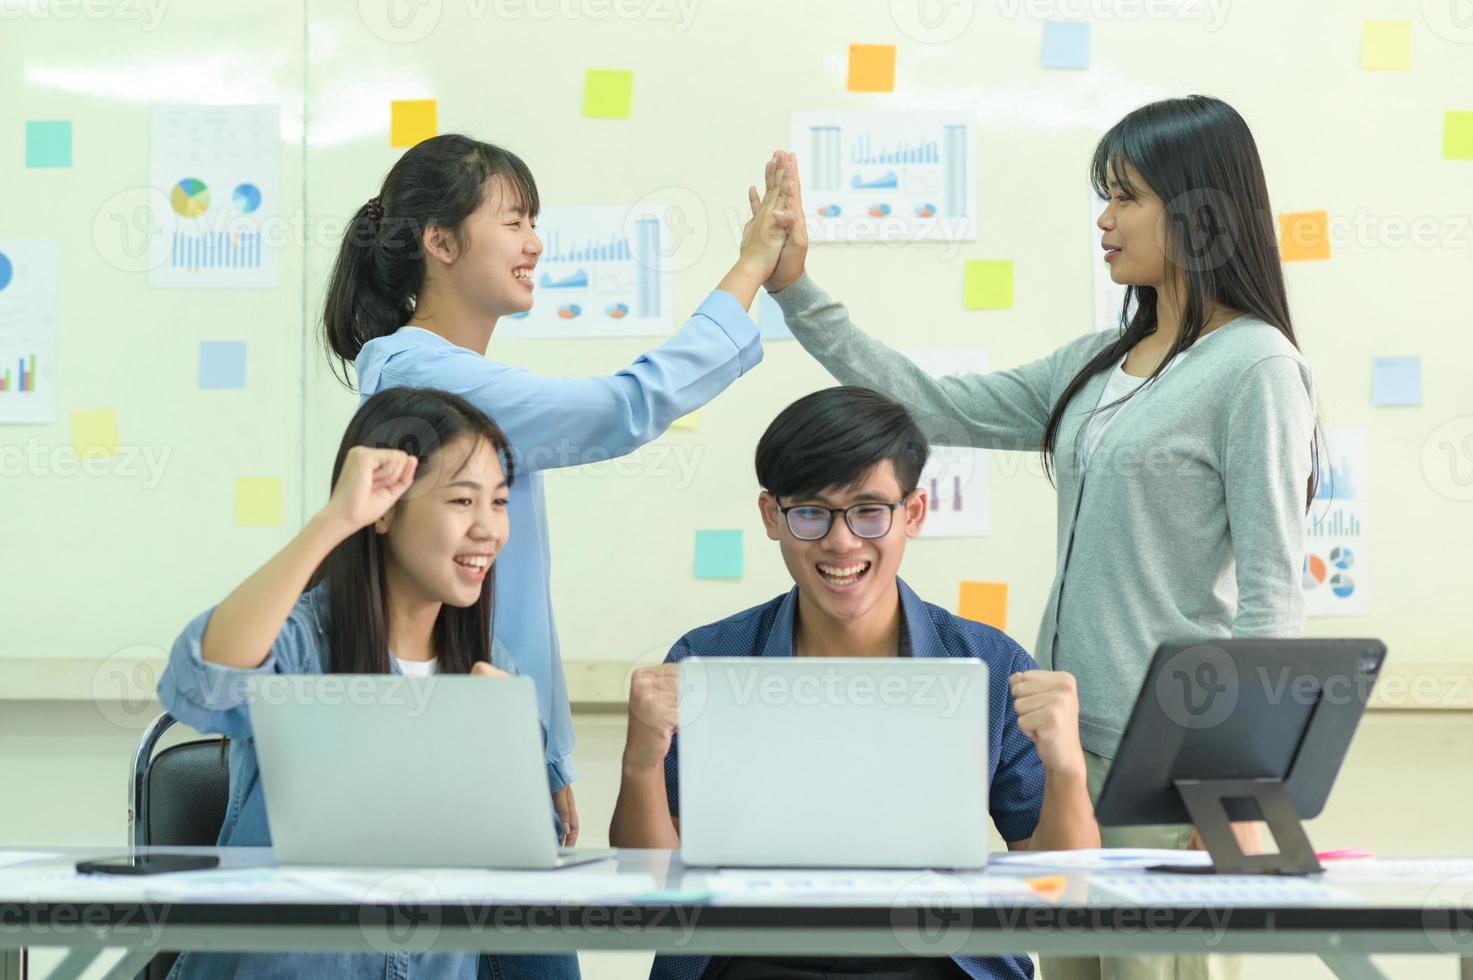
[132,714,230,980]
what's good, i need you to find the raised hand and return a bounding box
[750,150,809,294]
[623,663,681,773]
[1010,669,1087,777]
[323,446,418,532]
[736,152,795,281]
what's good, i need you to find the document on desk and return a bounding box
[0,850,60,870]
[274,867,662,905]
[1090,874,1363,906]
[706,870,1039,906]
[990,849,1213,872]
[1321,858,1473,881]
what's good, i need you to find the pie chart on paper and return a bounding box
[171,178,211,218]
[232,183,262,214]
[0,251,12,293]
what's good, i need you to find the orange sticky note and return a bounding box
[390,99,438,148]
[1279,210,1331,262]
[848,44,896,93]
[958,581,1008,630]
[1025,875,1068,896]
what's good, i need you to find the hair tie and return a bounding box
[365,196,384,227]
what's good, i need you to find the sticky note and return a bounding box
[390,100,437,148]
[25,120,72,168]
[958,581,1008,630]
[964,260,1014,310]
[671,411,701,431]
[235,477,284,526]
[198,341,247,390]
[695,529,743,580]
[757,289,794,341]
[1444,112,1473,160]
[1279,211,1331,262]
[1040,22,1091,70]
[71,408,119,458]
[583,70,634,119]
[847,44,896,92]
[1361,20,1411,70]
[1371,357,1422,406]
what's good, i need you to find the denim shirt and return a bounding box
[156,583,565,980]
[354,290,763,794]
[651,579,1045,980]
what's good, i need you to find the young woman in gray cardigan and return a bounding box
[753,97,1319,979]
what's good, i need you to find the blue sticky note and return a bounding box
[1041,21,1090,70]
[695,529,744,580]
[25,120,73,168]
[1371,356,1422,406]
[757,290,794,341]
[199,341,247,390]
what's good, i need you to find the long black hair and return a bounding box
[1041,95,1320,507]
[312,386,515,674]
[322,134,539,388]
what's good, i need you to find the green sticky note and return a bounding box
[1445,112,1473,160]
[964,260,1014,310]
[26,120,72,168]
[583,69,634,119]
[235,476,284,526]
[695,529,743,580]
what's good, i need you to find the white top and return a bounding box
[1078,357,1149,469]
[393,656,439,677]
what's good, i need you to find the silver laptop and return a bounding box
[246,674,612,869]
[678,657,991,869]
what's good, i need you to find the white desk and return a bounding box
[3,847,1473,980]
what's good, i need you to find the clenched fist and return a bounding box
[1009,670,1087,777]
[624,663,680,774]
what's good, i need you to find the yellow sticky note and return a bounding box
[1444,111,1473,160]
[1279,210,1331,262]
[847,44,896,92]
[234,476,284,527]
[958,581,1008,630]
[390,99,438,148]
[583,69,634,119]
[1362,21,1411,70]
[70,408,119,458]
[963,260,1013,310]
[670,410,701,431]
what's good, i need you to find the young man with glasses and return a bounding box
[610,386,1099,980]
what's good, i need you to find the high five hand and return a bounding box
[750,149,809,294]
[737,152,796,282]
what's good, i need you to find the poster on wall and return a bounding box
[789,111,976,243]
[495,205,675,339]
[1303,427,1371,617]
[149,105,281,289]
[0,240,58,425]
[901,348,992,538]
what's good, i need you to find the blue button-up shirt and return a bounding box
[354,291,763,790]
[653,578,1045,980]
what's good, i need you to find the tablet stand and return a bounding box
[1147,778,1323,876]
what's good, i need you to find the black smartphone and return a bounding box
[76,854,220,875]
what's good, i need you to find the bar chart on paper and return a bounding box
[1302,428,1371,615]
[148,106,280,289]
[0,240,59,424]
[496,205,673,339]
[902,348,992,538]
[793,112,975,242]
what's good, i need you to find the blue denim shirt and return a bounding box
[156,584,573,980]
[651,579,1045,980]
[354,290,763,795]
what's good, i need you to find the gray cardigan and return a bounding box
[772,273,1317,758]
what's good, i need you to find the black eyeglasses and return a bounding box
[776,495,910,541]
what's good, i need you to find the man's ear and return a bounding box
[421,224,460,266]
[758,491,782,541]
[903,488,928,539]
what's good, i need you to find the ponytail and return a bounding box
[320,134,541,390]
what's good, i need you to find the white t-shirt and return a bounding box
[1079,357,1149,469]
[393,656,439,677]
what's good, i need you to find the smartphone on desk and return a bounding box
[76,854,220,875]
